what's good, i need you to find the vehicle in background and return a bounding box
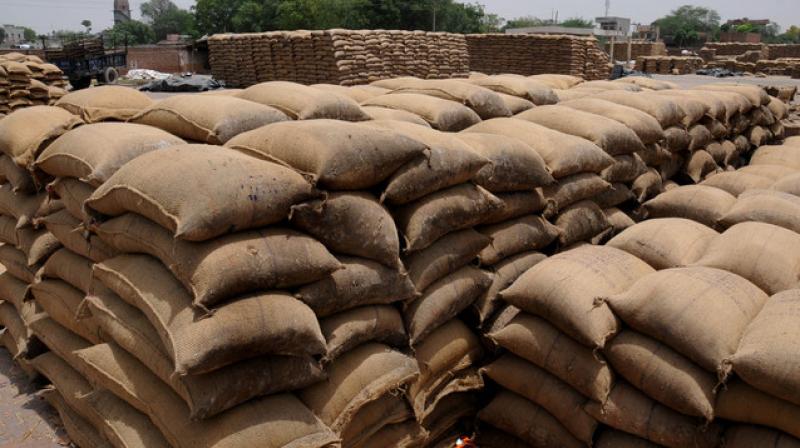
[43,35,127,90]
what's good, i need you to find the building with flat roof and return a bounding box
[2,25,27,47]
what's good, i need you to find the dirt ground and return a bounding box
[650,74,800,90]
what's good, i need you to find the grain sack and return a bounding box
[716,380,800,439]
[362,93,481,131]
[478,391,583,448]
[0,246,37,283]
[290,192,399,268]
[94,213,341,308]
[0,301,40,359]
[0,272,31,309]
[474,251,546,327]
[670,90,727,122]
[585,382,720,448]
[631,168,662,203]
[93,254,326,374]
[606,266,768,374]
[404,265,491,345]
[482,190,547,224]
[688,125,713,152]
[80,389,172,448]
[465,118,614,178]
[0,184,47,229]
[695,222,800,294]
[48,177,93,221]
[404,230,489,293]
[651,92,708,126]
[553,87,604,101]
[635,143,671,166]
[593,183,634,209]
[132,94,288,144]
[529,74,584,90]
[15,226,60,266]
[394,184,503,252]
[542,173,611,216]
[39,248,92,293]
[363,120,489,204]
[55,86,153,122]
[467,75,558,105]
[0,106,83,168]
[456,132,554,192]
[701,171,772,196]
[704,120,728,141]
[606,331,717,420]
[372,78,511,119]
[683,150,719,183]
[238,81,370,121]
[772,173,800,196]
[594,429,660,448]
[310,83,387,103]
[30,279,102,344]
[361,106,430,127]
[358,420,427,448]
[697,84,770,107]
[604,207,635,233]
[39,209,118,262]
[643,185,736,229]
[730,289,800,406]
[560,98,665,145]
[517,105,646,155]
[0,155,35,193]
[299,343,418,434]
[40,389,114,448]
[594,91,684,128]
[74,342,339,448]
[475,425,530,448]
[659,153,684,179]
[501,245,652,348]
[724,425,800,448]
[341,394,413,448]
[320,305,406,363]
[662,126,691,153]
[738,164,798,181]
[495,92,534,114]
[482,354,597,444]
[226,120,425,190]
[607,218,718,269]
[554,200,612,246]
[490,314,613,402]
[719,189,800,233]
[477,216,558,265]
[86,145,314,241]
[296,256,415,316]
[26,315,87,369]
[751,144,800,170]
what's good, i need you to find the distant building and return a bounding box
[2,25,27,47]
[726,18,770,27]
[595,17,631,37]
[634,24,660,41]
[114,0,132,24]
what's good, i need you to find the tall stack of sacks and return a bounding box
[0,54,66,113]
[476,245,656,446]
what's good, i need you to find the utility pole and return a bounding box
[605,0,610,16]
[432,0,437,32]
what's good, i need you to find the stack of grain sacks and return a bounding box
[0,53,67,115]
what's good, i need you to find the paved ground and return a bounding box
[650,73,800,90]
[0,347,65,448]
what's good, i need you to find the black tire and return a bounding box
[101,67,119,85]
[71,76,92,90]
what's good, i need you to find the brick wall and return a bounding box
[124,45,209,74]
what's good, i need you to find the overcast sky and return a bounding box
[3,0,799,34]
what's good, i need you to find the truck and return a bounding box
[43,35,128,90]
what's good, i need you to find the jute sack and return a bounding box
[561,98,664,145]
[490,313,613,402]
[0,105,83,168]
[404,229,490,293]
[604,207,635,234]
[94,213,340,309]
[464,118,614,178]
[594,429,660,448]
[474,252,546,327]
[694,222,800,294]
[340,393,413,448]
[29,279,102,344]
[528,74,584,90]
[363,120,489,204]
[517,105,646,155]
[593,182,634,209]
[716,380,800,439]
[554,200,612,246]
[361,106,430,127]
[593,91,684,128]
[607,218,719,270]
[80,389,172,448]
[74,342,340,448]
[751,144,800,170]
[501,245,653,348]
[730,289,800,407]
[86,145,315,242]
[494,92,534,114]
[643,185,736,229]
[299,343,419,435]
[0,271,31,308]
[482,190,547,224]
[704,119,729,141]
[295,256,416,317]
[372,78,511,119]
[662,126,691,153]
[719,189,800,233]
[237,81,371,121]
[39,209,118,262]
[39,389,114,448]
[132,94,288,144]
[404,265,491,345]
[701,171,773,196]
[768,97,790,120]
[226,120,426,190]
[553,87,605,101]
[664,90,727,122]
[724,425,800,448]
[0,244,38,282]
[477,216,558,266]
[482,354,597,444]
[83,289,324,419]
[56,86,154,122]
[362,93,481,131]
[585,382,721,448]
[683,150,719,183]
[475,424,532,448]
[466,75,558,105]
[0,301,39,358]
[48,177,94,221]
[687,124,713,151]
[93,254,327,375]
[0,184,47,229]
[738,164,799,181]
[419,375,483,444]
[542,173,611,216]
[772,173,800,196]
[290,192,400,269]
[636,143,671,166]
[650,92,709,126]
[606,331,717,420]
[34,123,185,187]
[310,84,387,103]
[631,168,662,203]
[697,84,770,107]
[39,248,92,293]
[320,305,407,363]
[478,390,583,448]
[16,226,60,266]
[394,184,503,253]
[27,315,88,370]
[356,420,427,448]
[605,266,768,374]
[456,132,554,192]
[0,154,35,193]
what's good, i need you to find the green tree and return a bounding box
[560,17,593,28]
[141,0,197,40]
[106,20,156,45]
[653,5,720,46]
[23,27,37,42]
[81,19,92,34]
[504,15,546,30]
[194,0,245,33]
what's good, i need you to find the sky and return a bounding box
[2,0,799,34]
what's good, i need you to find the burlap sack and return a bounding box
[56,86,154,122]
[362,93,481,131]
[607,218,718,269]
[554,199,613,245]
[456,132,554,192]
[320,305,407,363]
[474,424,530,448]
[81,389,172,448]
[723,425,800,448]
[652,92,709,126]
[495,92,534,114]
[683,150,719,183]
[751,144,800,170]
[543,173,611,216]
[529,74,584,90]
[310,84,387,103]
[643,185,736,229]
[26,315,88,369]
[47,177,93,221]
[132,94,288,144]
[474,252,546,326]
[467,75,558,105]
[604,207,635,233]
[594,429,660,448]
[29,279,102,344]
[0,154,35,193]
[0,271,31,308]
[719,189,800,233]
[0,301,39,358]
[561,98,664,145]
[362,106,430,127]
[357,420,427,448]
[697,84,770,107]
[372,77,511,119]
[477,216,558,265]
[662,126,691,153]
[35,123,185,187]
[738,164,798,181]
[593,91,684,128]
[38,248,92,293]
[0,105,83,168]
[39,209,117,262]
[772,173,800,196]
[16,226,60,266]
[226,120,426,190]
[341,393,413,448]
[483,190,547,224]
[238,81,370,121]
[404,229,490,292]
[0,184,47,229]
[593,182,635,209]
[701,171,773,196]
[40,389,115,448]
[631,168,662,203]
[716,380,800,439]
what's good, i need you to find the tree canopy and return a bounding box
[106,20,157,45]
[653,5,721,46]
[141,0,197,40]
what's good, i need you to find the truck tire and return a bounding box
[101,67,119,85]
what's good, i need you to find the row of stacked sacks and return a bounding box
[0,52,68,116]
[633,55,705,74]
[0,76,791,447]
